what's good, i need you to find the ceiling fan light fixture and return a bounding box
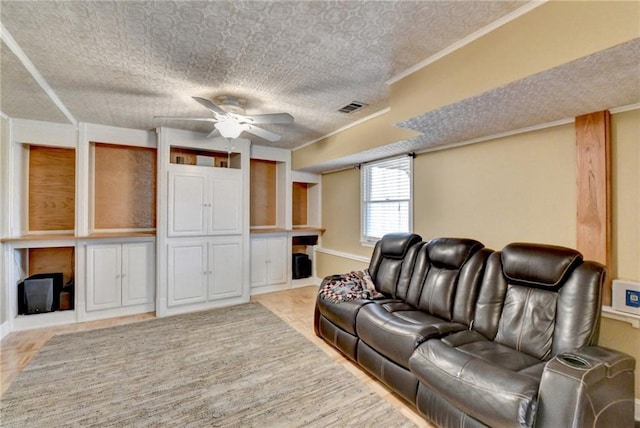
[214,119,245,139]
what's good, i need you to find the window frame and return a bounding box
[360,154,413,246]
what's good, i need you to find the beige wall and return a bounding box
[611,109,640,281]
[602,109,640,398]
[318,110,640,398]
[413,124,576,250]
[320,167,373,257]
[315,252,368,280]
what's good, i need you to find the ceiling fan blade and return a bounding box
[207,128,222,138]
[241,113,294,124]
[154,116,217,122]
[243,124,281,142]
[192,96,227,115]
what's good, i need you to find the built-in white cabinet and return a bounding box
[250,235,288,289]
[167,236,242,307]
[86,241,155,311]
[168,167,242,236]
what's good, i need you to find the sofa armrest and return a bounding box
[536,346,635,427]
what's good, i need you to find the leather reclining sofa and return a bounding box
[314,233,636,427]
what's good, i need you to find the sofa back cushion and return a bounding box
[475,243,605,361]
[368,233,423,297]
[402,238,485,322]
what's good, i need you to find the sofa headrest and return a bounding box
[501,243,583,289]
[379,233,422,259]
[426,238,484,269]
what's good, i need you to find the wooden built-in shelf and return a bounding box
[29,145,75,232]
[250,159,277,227]
[93,143,156,230]
[28,246,75,286]
[292,182,308,226]
[1,232,156,243]
[170,147,240,168]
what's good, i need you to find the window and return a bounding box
[361,155,412,244]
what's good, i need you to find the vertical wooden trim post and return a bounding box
[575,110,612,304]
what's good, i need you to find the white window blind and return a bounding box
[361,155,412,243]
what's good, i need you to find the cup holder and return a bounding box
[558,354,591,369]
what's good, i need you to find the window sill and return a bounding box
[601,306,640,328]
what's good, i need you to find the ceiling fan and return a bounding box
[155,96,294,142]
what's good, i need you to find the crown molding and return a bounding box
[386,1,547,85]
[0,23,77,126]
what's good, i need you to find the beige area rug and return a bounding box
[1,303,415,427]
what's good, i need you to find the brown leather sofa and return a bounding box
[314,233,636,427]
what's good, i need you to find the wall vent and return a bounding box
[338,101,367,114]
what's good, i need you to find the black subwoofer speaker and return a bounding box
[18,272,63,315]
[292,253,311,279]
[24,278,54,314]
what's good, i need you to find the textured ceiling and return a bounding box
[302,38,640,173]
[0,0,527,148]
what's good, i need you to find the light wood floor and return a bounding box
[0,286,430,427]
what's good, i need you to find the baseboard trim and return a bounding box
[314,247,371,264]
[291,277,321,288]
[0,319,10,341]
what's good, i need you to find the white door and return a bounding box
[86,244,122,311]
[208,237,243,299]
[267,236,288,284]
[168,171,207,236]
[167,241,207,306]
[210,169,242,234]
[122,242,155,306]
[250,237,268,287]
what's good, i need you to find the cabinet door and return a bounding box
[267,236,288,285]
[121,242,155,306]
[250,237,268,287]
[86,244,122,311]
[167,241,207,306]
[210,170,242,234]
[168,171,207,236]
[208,237,243,300]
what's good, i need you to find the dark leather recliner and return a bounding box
[356,238,491,402]
[314,234,636,428]
[314,233,423,360]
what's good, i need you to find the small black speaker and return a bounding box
[18,272,64,315]
[24,278,54,314]
[292,253,311,279]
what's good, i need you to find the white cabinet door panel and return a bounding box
[168,241,207,306]
[168,172,207,236]
[208,237,242,299]
[87,244,122,311]
[211,172,242,234]
[267,236,288,284]
[122,242,155,306]
[250,237,268,287]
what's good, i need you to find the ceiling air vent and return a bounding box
[338,101,367,114]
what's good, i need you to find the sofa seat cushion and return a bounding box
[316,298,371,335]
[317,297,400,335]
[409,334,542,428]
[356,303,466,369]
